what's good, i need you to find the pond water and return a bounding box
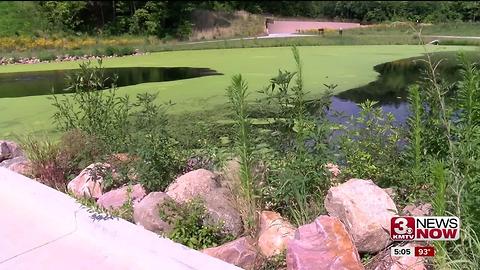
[328,51,480,125]
[0,52,478,125]
[0,67,222,98]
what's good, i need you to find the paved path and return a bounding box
[266,20,361,34]
[185,33,480,47]
[185,33,316,45]
[0,168,240,270]
[425,35,480,40]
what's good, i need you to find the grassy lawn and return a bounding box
[0,45,476,138]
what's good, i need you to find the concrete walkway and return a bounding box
[0,168,240,270]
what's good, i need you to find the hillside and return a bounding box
[0,1,47,36]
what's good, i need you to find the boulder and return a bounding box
[67,163,109,199]
[166,169,219,202]
[202,237,259,270]
[365,244,426,270]
[133,192,173,234]
[286,215,364,270]
[218,159,241,189]
[402,203,432,217]
[97,184,146,210]
[0,156,31,176]
[203,188,243,237]
[258,211,295,257]
[324,179,397,253]
[0,140,22,162]
[166,169,243,237]
[383,188,396,200]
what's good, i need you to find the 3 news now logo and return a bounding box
[391,216,460,241]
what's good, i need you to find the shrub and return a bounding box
[52,60,181,192]
[127,92,180,192]
[57,129,105,178]
[256,47,331,225]
[104,46,118,56]
[337,100,404,187]
[118,46,134,56]
[19,135,67,191]
[158,198,232,250]
[51,59,131,153]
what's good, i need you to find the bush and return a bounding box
[336,100,404,187]
[51,60,181,192]
[51,60,131,153]
[118,46,134,56]
[256,47,332,225]
[57,129,105,178]
[158,198,233,250]
[104,46,118,56]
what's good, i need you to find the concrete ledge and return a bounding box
[0,168,240,270]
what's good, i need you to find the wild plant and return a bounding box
[51,59,131,153]
[406,85,423,184]
[410,24,480,269]
[51,60,181,192]
[337,100,403,187]
[226,74,258,235]
[257,46,331,225]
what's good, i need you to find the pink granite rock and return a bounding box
[0,140,22,162]
[324,179,397,253]
[166,169,243,236]
[402,203,432,217]
[67,163,109,199]
[133,192,173,234]
[6,157,31,176]
[165,169,219,202]
[287,215,364,270]
[202,188,243,237]
[366,244,426,270]
[203,237,259,270]
[258,211,295,257]
[97,184,146,210]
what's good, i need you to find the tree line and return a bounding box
[38,1,480,38]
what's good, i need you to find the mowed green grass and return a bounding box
[0,45,475,138]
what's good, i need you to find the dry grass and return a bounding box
[190,10,266,41]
